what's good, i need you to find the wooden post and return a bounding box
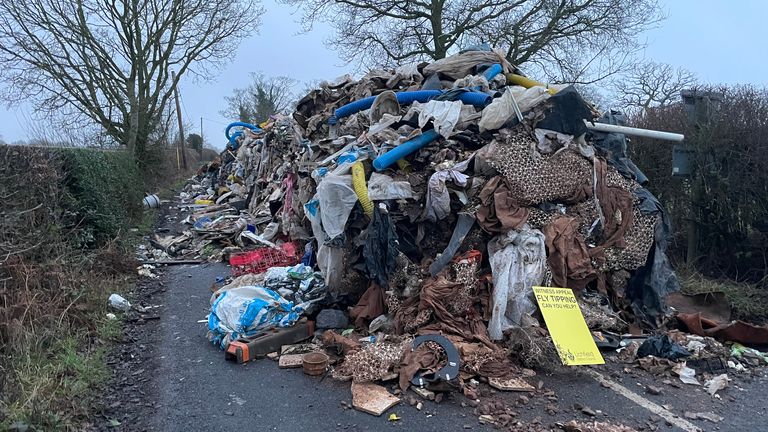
[200,117,204,159]
[172,70,188,170]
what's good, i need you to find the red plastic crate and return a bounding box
[230,242,302,276]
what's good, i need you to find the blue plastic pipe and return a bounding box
[483,63,503,81]
[225,121,263,147]
[372,129,440,171]
[329,90,491,124]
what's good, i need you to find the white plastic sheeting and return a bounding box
[487,226,547,340]
[367,172,415,200]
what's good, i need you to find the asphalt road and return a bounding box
[141,261,767,432]
[98,202,768,432]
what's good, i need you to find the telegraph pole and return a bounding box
[172,70,188,170]
[200,117,204,158]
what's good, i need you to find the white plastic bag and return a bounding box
[108,293,131,312]
[367,172,414,200]
[479,90,515,132]
[317,244,344,291]
[315,175,358,240]
[487,226,547,340]
[510,85,551,113]
[479,86,552,132]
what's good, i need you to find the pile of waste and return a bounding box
[157,47,768,417]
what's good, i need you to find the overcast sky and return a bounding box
[1,0,766,148]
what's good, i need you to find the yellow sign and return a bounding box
[533,286,604,366]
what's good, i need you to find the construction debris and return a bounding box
[350,382,400,416]
[181,46,767,423]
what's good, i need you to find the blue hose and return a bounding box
[483,63,502,81]
[372,129,440,171]
[225,121,263,147]
[330,90,491,124]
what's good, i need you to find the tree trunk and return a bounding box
[126,84,139,156]
[430,0,446,59]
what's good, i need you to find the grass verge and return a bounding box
[678,268,768,324]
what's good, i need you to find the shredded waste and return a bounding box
[140,46,768,423]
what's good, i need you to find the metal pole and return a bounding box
[172,70,188,170]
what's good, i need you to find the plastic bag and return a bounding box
[637,335,691,360]
[208,285,305,348]
[315,175,358,241]
[510,85,551,113]
[479,90,515,132]
[367,172,414,200]
[317,244,344,291]
[487,226,547,340]
[422,156,472,222]
[108,293,131,312]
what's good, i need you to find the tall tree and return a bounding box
[186,133,203,150]
[282,0,661,83]
[0,0,263,162]
[221,73,297,124]
[614,61,697,112]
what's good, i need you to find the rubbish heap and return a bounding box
[166,47,742,412]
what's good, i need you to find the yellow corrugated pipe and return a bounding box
[351,161,374,217]
[505,73,558,95]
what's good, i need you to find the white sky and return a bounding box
[1,0,766,148]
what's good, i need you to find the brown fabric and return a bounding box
[398,344,442,390]
[542,216,596,290]
[394,274,495,348]
[593,159,635,249]
[349,283,386,329]
[476,176,530,233]
[455,341,514,378]
[677,312,768,345]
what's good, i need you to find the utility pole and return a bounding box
[200,117,204,159]
[680,89,723,264]
[172,70,188,170]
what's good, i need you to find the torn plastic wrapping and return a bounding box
[487,226,547,340]
[315,175,359,241]
[415,99,463,138]
[208,285,306,348]
[590,111,649,185]
[627,188,681,326]
[367,172,414,200]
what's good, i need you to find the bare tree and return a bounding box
[0,0,263,163]
[221,73,297,124]
[282,0,661,83]
[614,62,697,112]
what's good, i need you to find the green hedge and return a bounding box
[60,149,144,245]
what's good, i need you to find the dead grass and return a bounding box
[677,265,768,324]
[0,269,130,430]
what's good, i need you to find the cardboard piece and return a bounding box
[351,382,400,416]
[488,376,534,392]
